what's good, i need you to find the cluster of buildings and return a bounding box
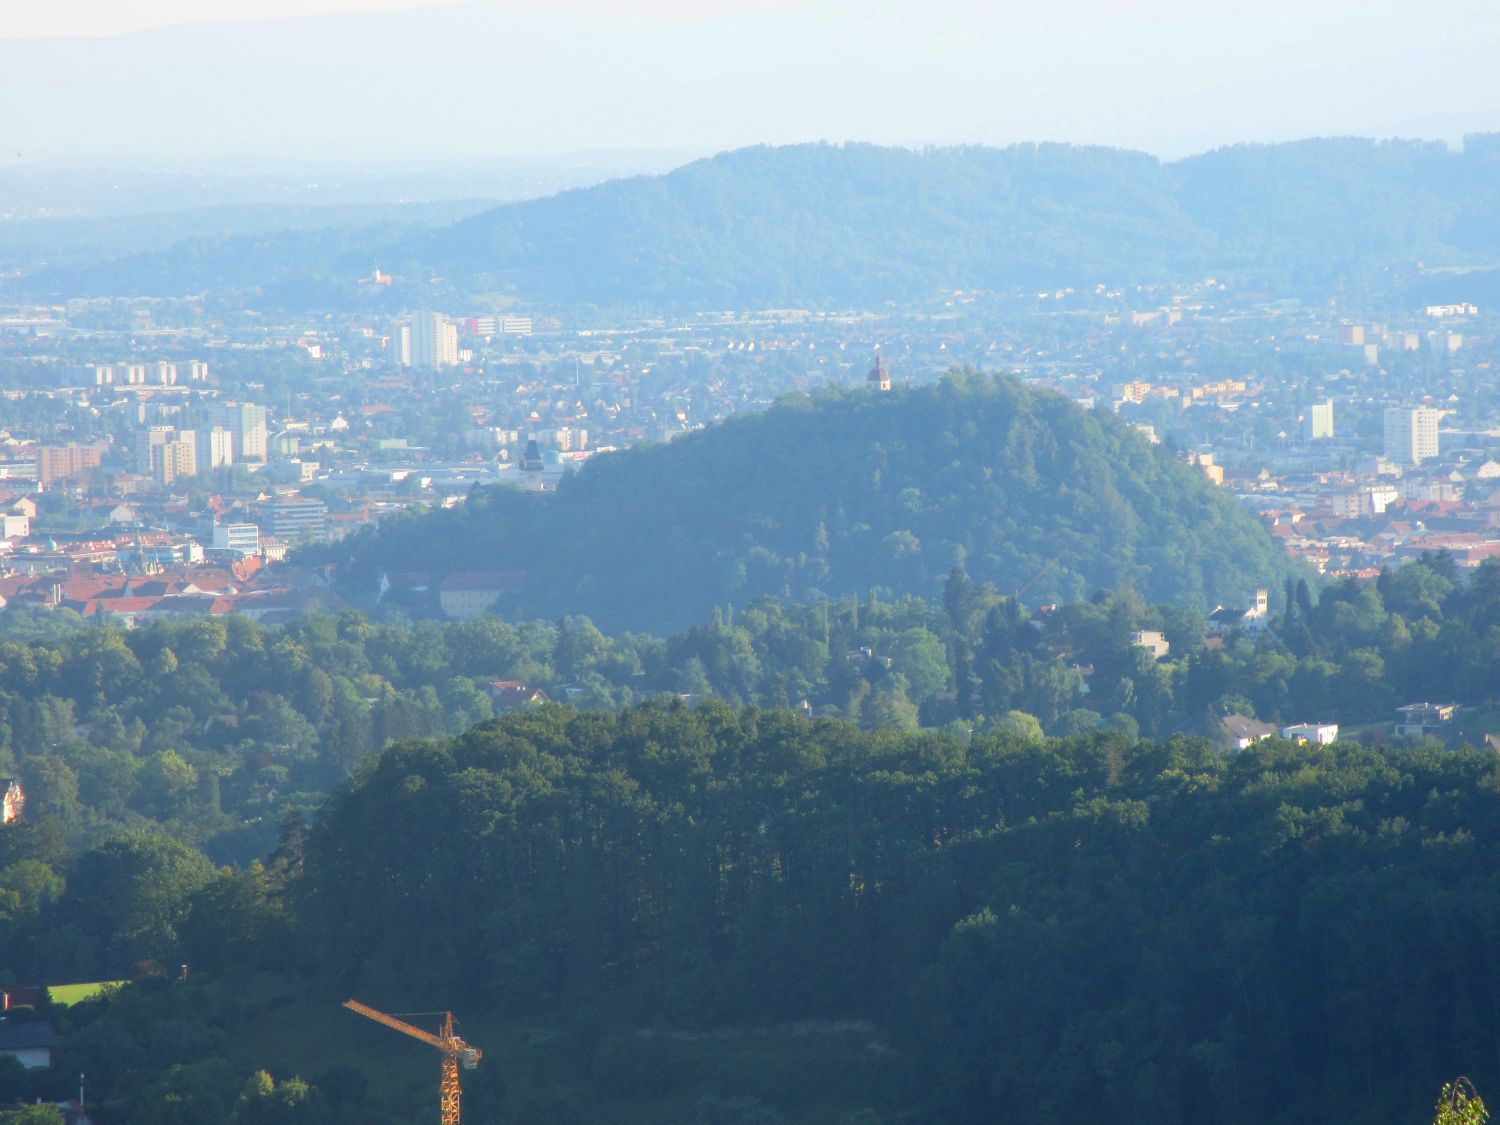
[0,275,1492,625]
[1078,305,1498,580]
[135,400,267,485]
[0,563,347,627]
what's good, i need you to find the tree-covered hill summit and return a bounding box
[327,373,1297,633]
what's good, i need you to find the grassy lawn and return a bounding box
[47,981,126,1006]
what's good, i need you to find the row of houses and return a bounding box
[0,565,348,628]
[1181,702,1466,752]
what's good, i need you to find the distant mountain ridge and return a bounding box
[16,136,1500,307]
[411,136,1500,306]
[322,372,1300,633]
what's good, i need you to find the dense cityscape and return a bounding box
[0,287,1491,625]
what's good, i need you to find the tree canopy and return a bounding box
[324,372,1299,632]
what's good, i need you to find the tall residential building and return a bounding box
[36,443,105,486]
[138,426,176,474]
[161,438,197,486]
[390,323,411,367]
[196,426,235,474]
[1303,401,1334,441]
[1383,406,1441,465]
[213,403,268,462]
[139,427,197,485]
[397,311,459,370]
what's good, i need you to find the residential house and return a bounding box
[1395,702,1460,739]
[1207,588,1270,636]
[0,987,40,1013]
[1281,722,1340,745]
[0,1021,60,1068]
[1175,708,1279,751]
[1131,630,1171,659]
[489,681,550,710]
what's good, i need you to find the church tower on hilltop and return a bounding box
[868,353,891,391]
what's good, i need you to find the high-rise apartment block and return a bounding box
[139,427,198,486]
[87,360,207,386]
[390,323,411,367]
[1383,406,1441,465]
[212,403,268,462]
[1303,401,1334,441]
[36,443,106,486]
[394,311,459,370]
[196,426,235,473]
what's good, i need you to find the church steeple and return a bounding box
[868,353,891,391]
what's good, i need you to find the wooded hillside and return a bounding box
[327,372,1297,632]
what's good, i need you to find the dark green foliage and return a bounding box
[230,1070,328,1125]
[296,703,1500,1124]
[57,833,214,973]
[1433,1079,1490,1125]
[0,1107,65,1124]
[327,372,1298,631]
[10,556,1500,1119]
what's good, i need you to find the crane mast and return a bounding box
[344,999,482,1125]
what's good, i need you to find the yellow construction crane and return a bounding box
[343,999,483,1125]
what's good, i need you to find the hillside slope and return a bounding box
[327,372,1297,632]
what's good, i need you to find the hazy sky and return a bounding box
[3,0,1497,164]
[1,0,789,38]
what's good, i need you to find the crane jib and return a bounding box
[343,998,483,1125]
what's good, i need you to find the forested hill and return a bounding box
[406,135,1500,306]
[325,373,1297,632]
[16,136,1500,306]
[300,706,1500,1123]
